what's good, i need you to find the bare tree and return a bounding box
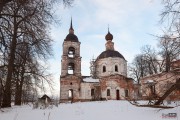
[159,35,180,72]
[0,0,75,108]
[129,45,160,84]
[159,0,180,63]
[129,0,180,107]
[0,0,13,13]
[141,45,159,74]
[129,56,143,84]
[0,0,74,14]
[161,0,180,29]
[0,0,53,107]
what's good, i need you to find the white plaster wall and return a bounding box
[80,83,92,100]
[95,57,127,78]
[101,81,126,99]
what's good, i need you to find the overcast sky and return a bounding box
[47,0,164,96]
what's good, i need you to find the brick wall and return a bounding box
[141,72,180,100]
[60,75,81,103]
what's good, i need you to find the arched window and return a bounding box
[125,89,129,97]
[68,47,75,58]
[107,89,110,96]
[115,65,118,72]
[68,63,75,74]
[103,66,106,73]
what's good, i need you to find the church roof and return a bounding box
[96,50,125,60]
[40,94,51,100]
[65,33,79,42]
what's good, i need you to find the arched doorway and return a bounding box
[116,89,120,100]
[68,89,73,102]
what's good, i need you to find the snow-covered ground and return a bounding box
[0,101,179,120]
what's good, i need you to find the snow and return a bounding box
[83,77,99,83]
[146,79,154,83]
[0,101,180,120]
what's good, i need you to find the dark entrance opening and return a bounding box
[116,89,120,100]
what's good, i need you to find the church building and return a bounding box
[60,19,136,103]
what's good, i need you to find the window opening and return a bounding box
[150,85,156,95]
[116,89,120,100]
[107,89,110,96]
[68,47,75,58]
[103,66,106,73]
[115,65,118,72]
[125,89,129,97]
[91,89,95,96]
[68,63,74,74]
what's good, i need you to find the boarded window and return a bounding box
[103,66,106,73]
[115,65,118,72]
[107,89,110,96]
[91,89,95,96]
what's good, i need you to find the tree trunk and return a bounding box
[154,84,176,105]
[0,81,2,107]
[14,82,23,105]
[1,17,17,108]
[15,80,20,105]
[165,53,171,72]
[154,78,180,105]
[2,37,17,107]
[15,68,25,105]
[151,60,157,74]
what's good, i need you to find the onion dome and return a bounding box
[65,34,79,42]
[105,27,113,41]
[97,50,125,60]
[64,18,79,42]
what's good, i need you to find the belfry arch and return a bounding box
[68,62,75,74]
[68,47,75,58]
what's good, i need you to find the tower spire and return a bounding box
[105,24,114,50]
[70,17,73,30]
[69,17,74,34]
[108,24,110,33]
[105,24,113,41]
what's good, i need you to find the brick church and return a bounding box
[60,19,136,103]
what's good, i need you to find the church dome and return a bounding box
[105,32,113,41]
[96,50,125,60]
[65,33,79,42]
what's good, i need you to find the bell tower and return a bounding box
[61,18,81,77]
[60,18,82,103]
